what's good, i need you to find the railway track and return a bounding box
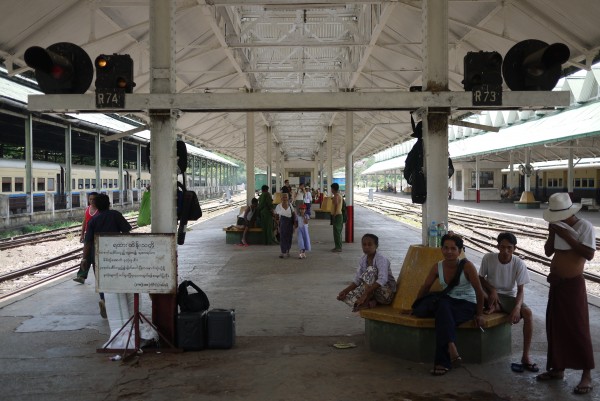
[355,193,600,286]
[0,199,245,301]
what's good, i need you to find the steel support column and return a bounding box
[25,115,33,214]
[65,124,72,209]
[568,142,574,196]
[149,0,177,344]
[118,139,124,205]
[266,126,272,192]
[95,133,101,193]
[275,142,281,192]
[327,126,333,192]
[422,0,449,244]
[345,112,354,243]
[136,144,142,191]
[247,112,255,203]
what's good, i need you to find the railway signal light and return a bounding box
[462,51,503,91]
[23,42,93,94]
[502,39,570,91]
[95,54,136,93]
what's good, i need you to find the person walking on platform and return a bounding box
[274,193,296,258]
[281,179,291,195]
[258,185,277,245]
[330,183,343,252]
[537,193,595,395]
[296,203,311,259]
[294,183,306,208]
[76,193,132,318]
[303,185,313,216]
[337,233,396,311]
[415,234,485,376]
[479,232,537,373]
[74,192,99,281]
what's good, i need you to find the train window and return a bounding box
[577,178,594,188]
[85,178,91,189]
[37,178,45,191]
[547,178,564,188]
[15,177,23,192]
[78,179,84,189]
[72,179,76,190]
[92,179,97,189]
[47,178,55,192]
[2,177,11,192]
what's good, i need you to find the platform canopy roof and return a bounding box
[1,0,599,170]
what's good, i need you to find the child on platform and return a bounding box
[296,203,311,259]
[336,233,396,312]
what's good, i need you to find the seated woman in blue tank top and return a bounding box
[415,233,485,376]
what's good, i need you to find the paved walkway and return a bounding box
[0,203,599,400]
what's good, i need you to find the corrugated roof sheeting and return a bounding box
[1,1,600,170]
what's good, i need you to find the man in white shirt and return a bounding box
[479,232,536,373]
[303,186,313,215]
[537,193,595,394]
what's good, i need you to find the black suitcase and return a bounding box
[207,309,236,349]
[177,311,207,350]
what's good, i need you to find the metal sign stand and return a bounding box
[97,293,180,358]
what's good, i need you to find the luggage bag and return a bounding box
[177,311,207,350]
[207,309,236,349]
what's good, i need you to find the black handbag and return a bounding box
[411,259,466,317]
[177,280,210,313]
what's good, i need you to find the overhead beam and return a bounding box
[28,91,570,113]
[207,0,396,5]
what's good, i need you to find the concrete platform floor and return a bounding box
[1,202,599,401]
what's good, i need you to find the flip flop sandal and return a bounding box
[574,385,593,395]
[522,362,539,372]
[451,356,462,368]
[511,363,525,373]
[430,367,449,376]
[536,371,564,381]
[333,342,357,349]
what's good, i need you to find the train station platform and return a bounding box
[1,201,600,401]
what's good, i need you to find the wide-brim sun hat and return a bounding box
[543,192,582,222]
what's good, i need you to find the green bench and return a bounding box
[223,227,264,245]
[359,245,510,363]
[224,206,264,244]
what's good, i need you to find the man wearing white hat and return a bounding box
[536,192,595,395]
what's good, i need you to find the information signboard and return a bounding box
[95,233,176,294]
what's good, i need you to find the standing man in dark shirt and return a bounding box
[75,193,132,317]
[281,179,291,194]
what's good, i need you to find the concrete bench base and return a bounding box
[364,318,511,363]
[359,245,511,364]
[223,228,264,245]
[514,201,541,209]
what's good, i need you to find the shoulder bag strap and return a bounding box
[440,259,466,296]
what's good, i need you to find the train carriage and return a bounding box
[0,158,150,214]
